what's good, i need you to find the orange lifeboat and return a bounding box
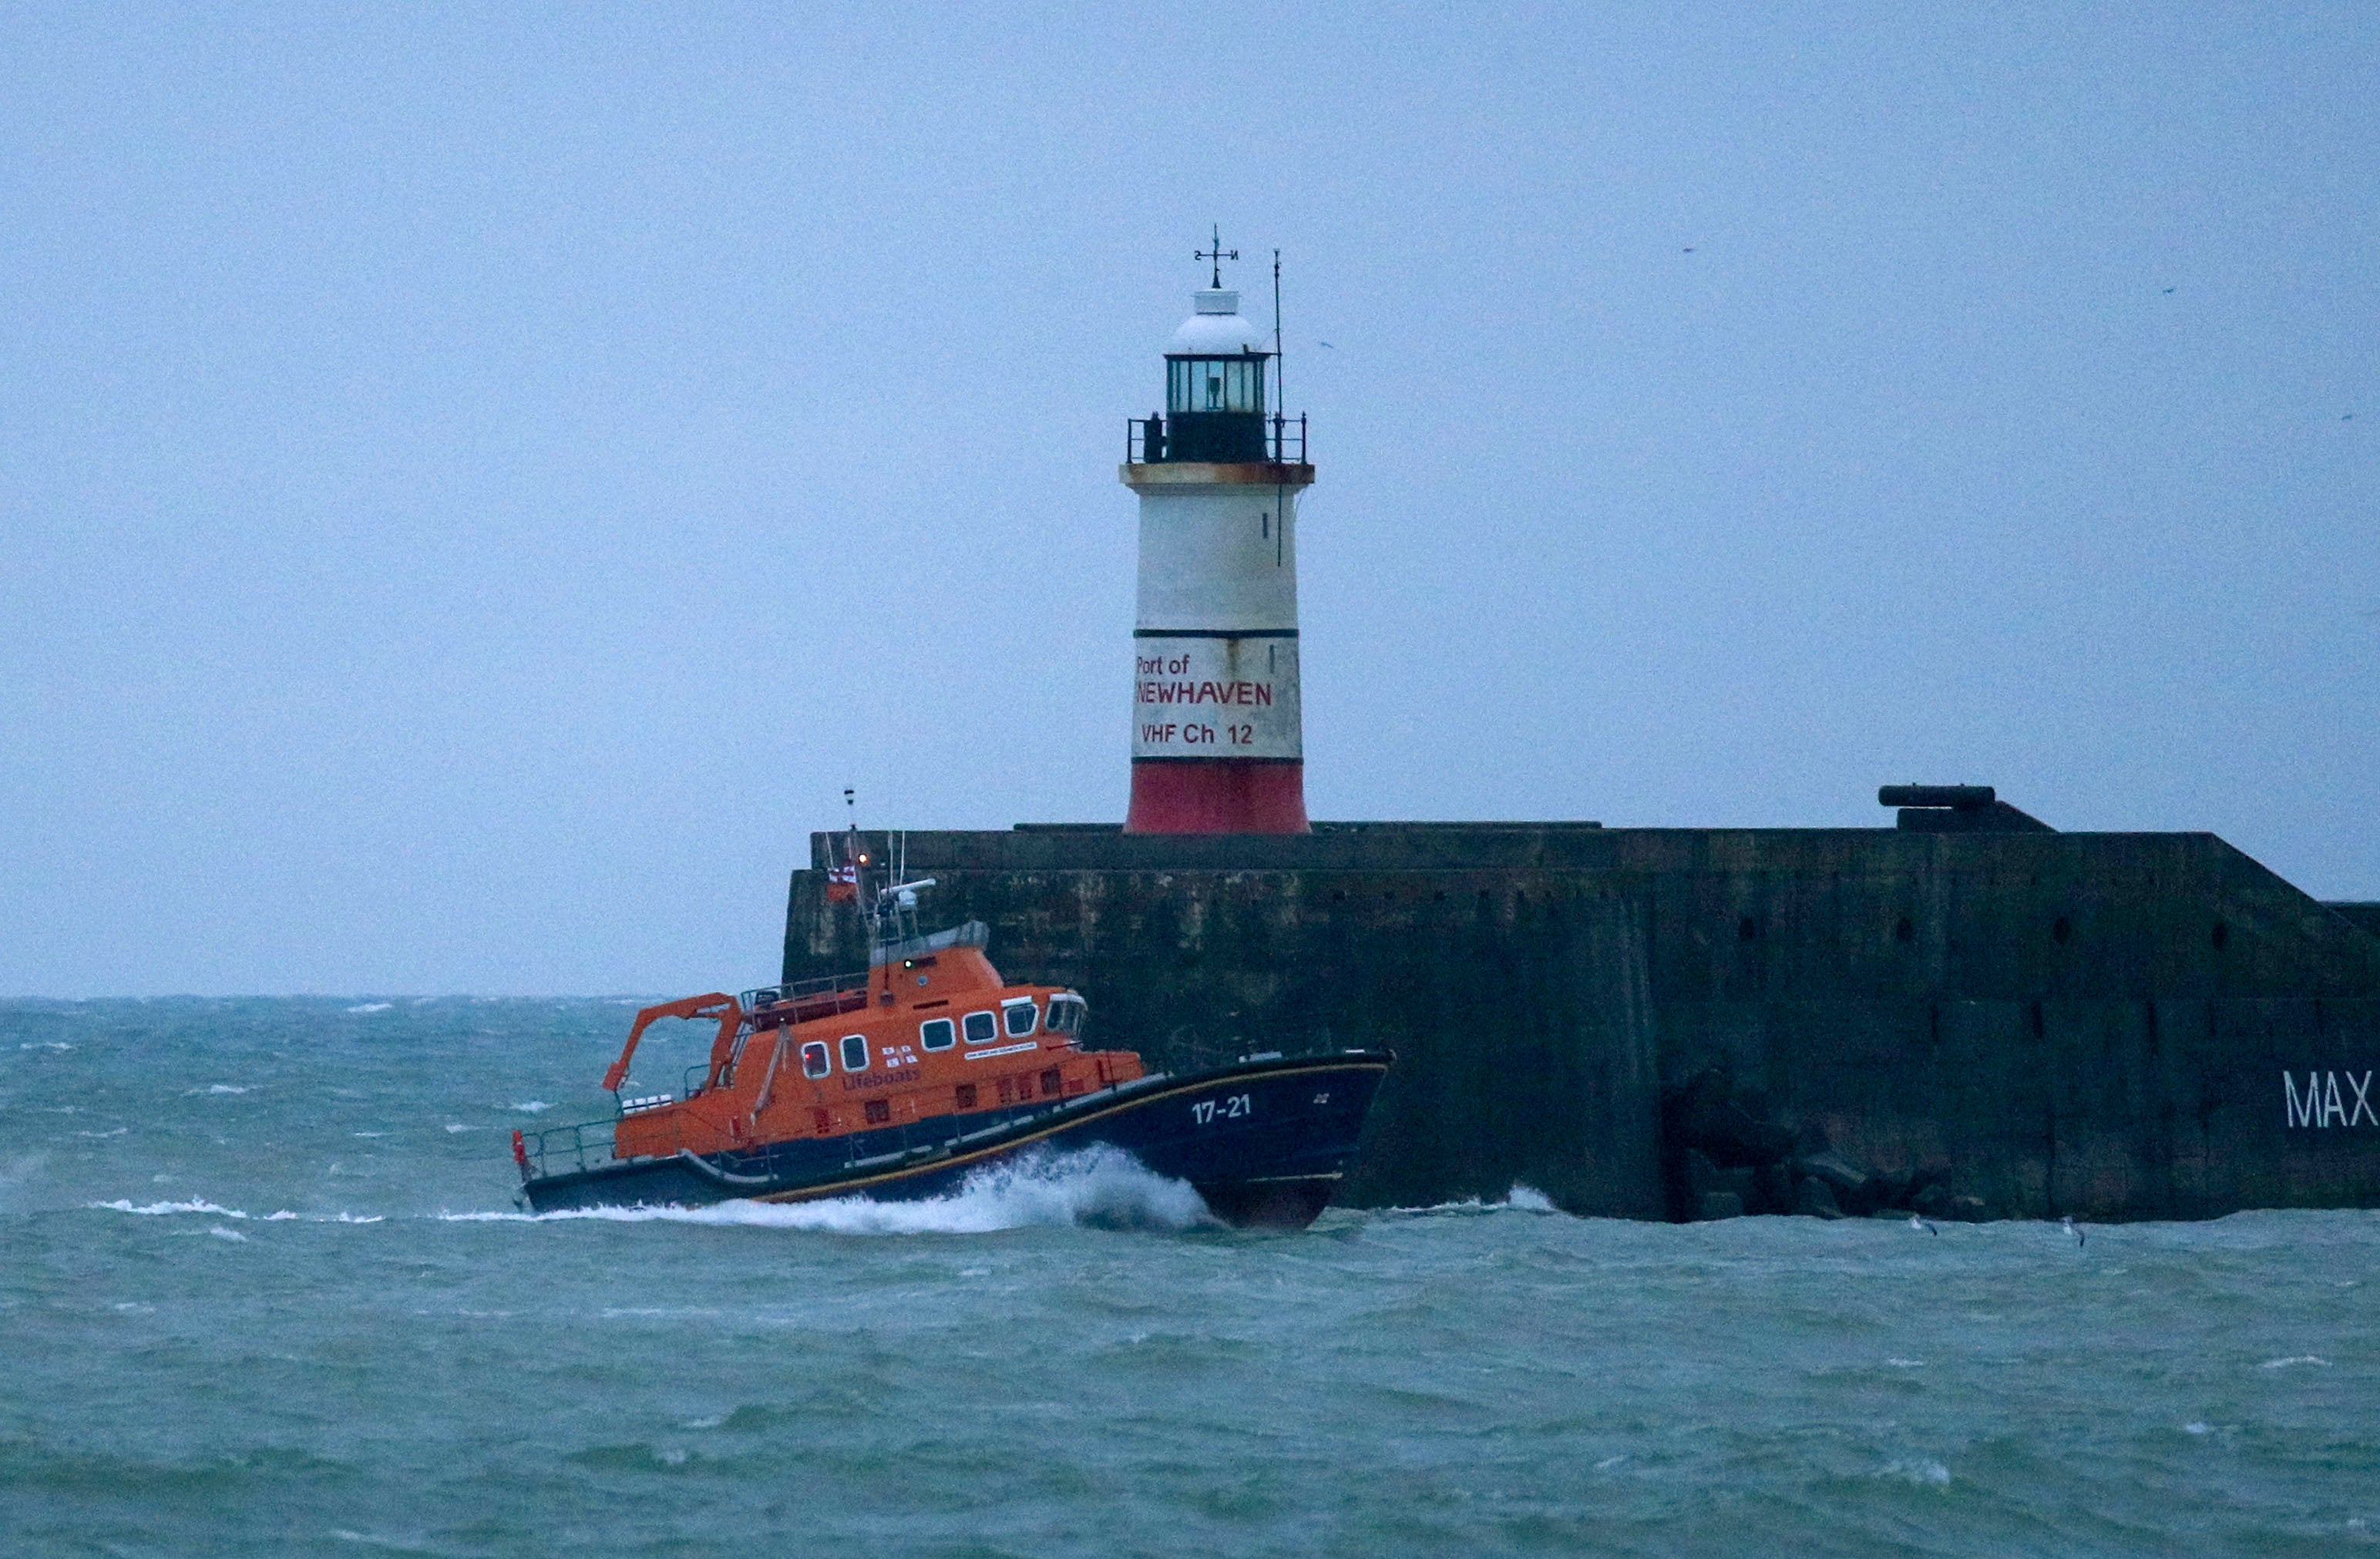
[514,865,1390,1228]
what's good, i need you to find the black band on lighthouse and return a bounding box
[1132,628,1299,639]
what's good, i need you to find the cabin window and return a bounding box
[1003,1000,1038,1038]
[863,1098,891,1125]
[963,1010,997,1044]
[839,1033,869,1072]
[954,1082,977,1110]
[919,1016,956,1051]
[1046,997,1082,1035]
[800,1040,830,1080]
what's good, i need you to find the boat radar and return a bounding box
[1121,234,1314,833]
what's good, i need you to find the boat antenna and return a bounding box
[842,787,862,885]
[834,787,880,946]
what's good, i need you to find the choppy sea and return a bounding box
[2,997,2374,1556]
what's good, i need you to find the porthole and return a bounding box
[963,1010,998,1044]
[919,1017,956,1051]
[1003,1000,1039,1038]
[839,1033,869,1072]
[800,1041,830,1080]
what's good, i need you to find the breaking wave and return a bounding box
[446,1145,1216,1235]
[1375,1183,1561,1218]
[93,1199,382,1223]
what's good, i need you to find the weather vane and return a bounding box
[1196,224,1238,288]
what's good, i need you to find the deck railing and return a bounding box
[518,1116,621,1179]
[1127,413,1307,465]
[516,1073,1126,1187]
[741,970,872,1028]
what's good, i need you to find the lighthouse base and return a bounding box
[1124,760,1309,835]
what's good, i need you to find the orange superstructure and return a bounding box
[604,923,1144,1164]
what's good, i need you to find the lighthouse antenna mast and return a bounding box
[1273,249,1289,563]
[1272,248,1286,455]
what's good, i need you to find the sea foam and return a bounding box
[446,1145,1215,1235]
[94,1199,379,1224]
[1379,1183,1561,1218]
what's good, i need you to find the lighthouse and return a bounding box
[1122,237,1314,834]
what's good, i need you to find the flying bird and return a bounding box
[1683,247,1696,253]
[1317,341,1336,349]
[2163,287,2176,294]
[1910,1213,1938,1236]
[2062,1215,2086,1247]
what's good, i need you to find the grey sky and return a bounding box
[4,5,2374,996]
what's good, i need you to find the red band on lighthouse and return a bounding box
[1127,758,1309,834]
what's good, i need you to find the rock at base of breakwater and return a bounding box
[1795,1177,1845,1219]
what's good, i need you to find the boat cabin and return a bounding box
[605,921,1146,1162]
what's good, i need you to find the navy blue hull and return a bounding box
[519,1053,1390,1229]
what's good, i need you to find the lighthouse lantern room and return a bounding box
[1121,237,1315,834]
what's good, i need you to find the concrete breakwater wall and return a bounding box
[782,823,2380,1221]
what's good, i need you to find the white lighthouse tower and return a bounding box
[1121,236,1314,834]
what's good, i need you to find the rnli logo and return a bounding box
[2284,1070,2377,1128]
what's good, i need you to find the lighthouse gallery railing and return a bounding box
[1128,413,1306,465]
